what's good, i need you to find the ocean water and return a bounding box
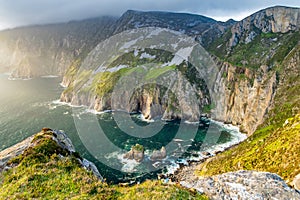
[0,74,246,183]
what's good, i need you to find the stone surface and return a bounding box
[211,62,277,134]
[0,135,34,172]
[293,174,300,190]
[180,170,300,200]
[0,128,103,181]
[150,146,167,161]
[229,6,300,47]
[123,145,145,162]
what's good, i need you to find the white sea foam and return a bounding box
[184,120,199,125]
[85,109,112,115]
[116,153,140,173]
[51,99,86,108]
[41,75,59,78]
[137,114,154,123]
[8,77,32,81]
[160,121,247,176]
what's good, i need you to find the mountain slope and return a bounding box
[113,10,233,47]
[0,17,117,78]
[0,10,233,79]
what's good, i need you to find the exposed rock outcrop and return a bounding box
[229,6,300,47]
[180,170,300,200]
[123,144,145,162]
[212,63,277,134]
[0,128,103,180]
[293,174,300,190]
[150,147,167,161]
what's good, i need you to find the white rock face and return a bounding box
[181,170,300,200]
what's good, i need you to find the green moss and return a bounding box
[94,68,130,97]
[132,144,144,152]
[108,48,173,69]
[202,103,215,113]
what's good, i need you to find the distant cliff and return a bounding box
[0,17,116,78]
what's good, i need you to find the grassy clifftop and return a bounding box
[0,130,206,199]
[198,114,300,183]
[197,37,300,185]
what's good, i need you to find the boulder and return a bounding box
[123,144,144,162]
[150,147,167,161]
[293,173,300,190]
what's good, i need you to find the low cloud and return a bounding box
[0,0,299,29]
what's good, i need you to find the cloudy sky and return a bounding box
[0,0,300,30]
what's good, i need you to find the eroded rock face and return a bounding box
[181,170,300,200]
[212,63,277,134]
[229,6,300,47]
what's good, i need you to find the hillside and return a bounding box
[197,6,300,187]
[0,128,205,199]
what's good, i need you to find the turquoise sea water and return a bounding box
[0,74,245,183]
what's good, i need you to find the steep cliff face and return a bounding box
[2,6,298,135]
[0,17,116,78]
[60,6,299,134]
[206,6,300,134]
[60,32,210,122]
[211,63,277,134]
[229,6,300,47]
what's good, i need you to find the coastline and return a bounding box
[52,98,247,180]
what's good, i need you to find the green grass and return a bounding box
[0,130,206,199]
[197,42,300,185]
[198,114,300,183]
[208,30,300,70]
[145,65,176,80]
